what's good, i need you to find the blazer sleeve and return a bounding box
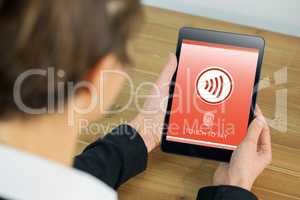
[197,185,258,200]
[73,124,148,189]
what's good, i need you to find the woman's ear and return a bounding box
[85,54,121,84]
[73,54,126,122]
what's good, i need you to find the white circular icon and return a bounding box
[196,67,233,104]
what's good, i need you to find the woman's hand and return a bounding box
[130,54,177,152]
[213,106,272,191]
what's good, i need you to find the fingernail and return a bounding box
[256,117,265,126]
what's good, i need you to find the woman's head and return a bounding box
[0,0,142,119]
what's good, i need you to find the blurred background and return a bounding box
[143,0,300,37]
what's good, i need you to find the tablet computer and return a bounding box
[161,27,265,162]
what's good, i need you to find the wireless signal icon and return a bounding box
[196,67,233,104]
[204,75,224,98]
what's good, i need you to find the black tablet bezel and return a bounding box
[161,27,265,162]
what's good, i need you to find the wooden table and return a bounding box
[77,6,300,200]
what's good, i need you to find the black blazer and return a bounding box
[74,124,258,200]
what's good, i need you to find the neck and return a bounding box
[0,113,78,166]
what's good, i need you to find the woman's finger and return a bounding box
[255,105,265,120]
[245,117,265,144]
[159,53,177,84]
[258,122,272,156]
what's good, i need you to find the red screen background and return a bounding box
[167,40,259,150]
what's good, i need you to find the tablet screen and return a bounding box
[167,39,259,150]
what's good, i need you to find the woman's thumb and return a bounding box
[157,53,177,85]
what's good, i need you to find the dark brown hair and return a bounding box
[0,0,142,118]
